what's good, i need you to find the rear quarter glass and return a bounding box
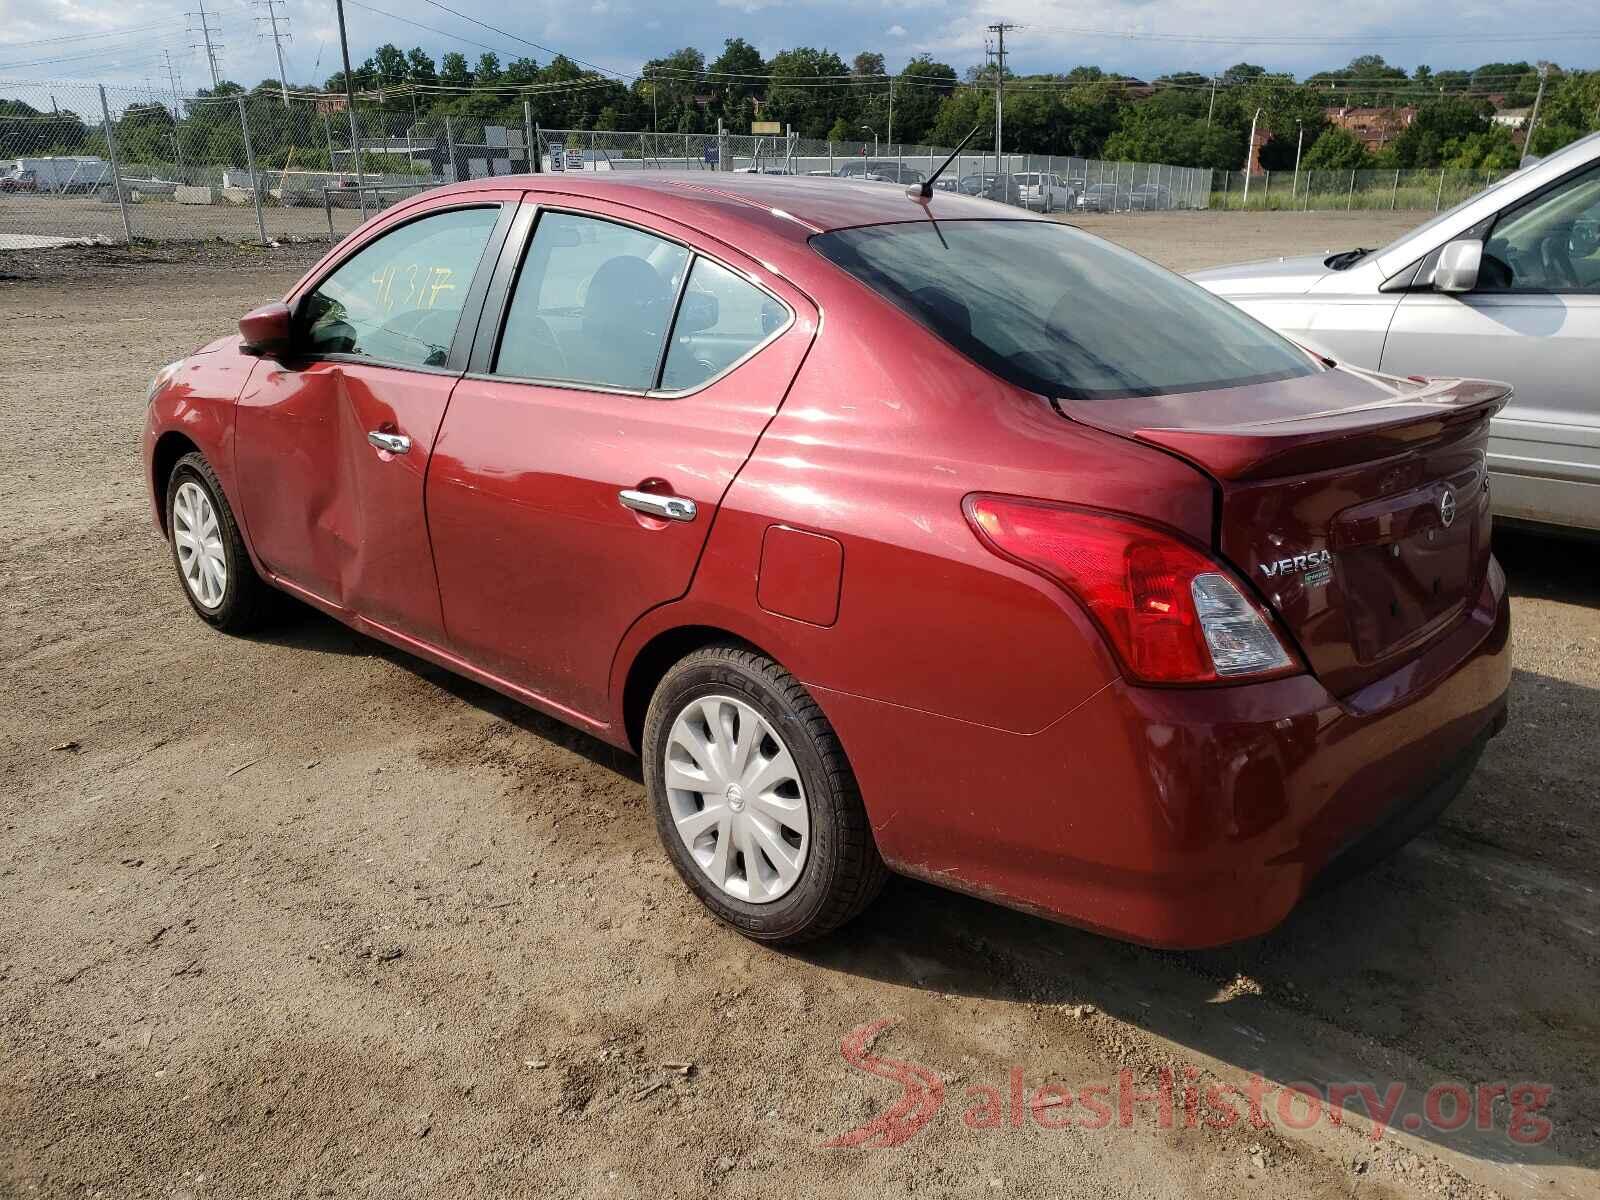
[812,220,1318,402]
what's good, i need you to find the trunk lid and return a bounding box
[1059,366,1509,697]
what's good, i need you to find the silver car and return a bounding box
[1192,131,1600,533]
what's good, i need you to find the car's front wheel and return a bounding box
[165,451,275,633]
[642,645,887,944]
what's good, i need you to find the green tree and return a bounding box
[890,55,958,145]
[1389,97,1491,167]
[1473,61,1538,108]
[439,53,470,86]
[1441,126,1522,170]
[406,47,436,84]
[1299,126,1370,170]
[1103,104,1240,169]
[766,47,852,139]
[708,37,765,129]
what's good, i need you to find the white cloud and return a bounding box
[887,24,908,38]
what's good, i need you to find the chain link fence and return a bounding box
[28,79,1517,250]
[537,128,1214,214]
[1211,167,1514,211]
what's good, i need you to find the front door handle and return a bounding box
[619,489,697,522]
[367,430,411,455]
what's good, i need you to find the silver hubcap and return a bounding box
[664,694,809,904]
[172,480,227,610]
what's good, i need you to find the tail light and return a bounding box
[964,495,1298,685]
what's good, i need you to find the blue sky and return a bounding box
[2,0,1597,95]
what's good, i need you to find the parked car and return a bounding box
[1014,171,1075,212]
[144,173,1510,949]
[969,172,1023,205]
[1191,130,1600,533]
[1130,184,1173,211]
[1076,182,1123,212]
[834,160,926,185]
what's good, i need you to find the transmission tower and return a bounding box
[188,0,224,90]
[255,0,293,107]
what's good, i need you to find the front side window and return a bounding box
[659,258,790,391]
[495,212,689,390]
[814,220,1317,401]
[300,206,499,367]
[1482,163,1600,291]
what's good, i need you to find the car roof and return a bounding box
[410,171,1036,243]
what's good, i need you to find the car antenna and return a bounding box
[907,125,982,202]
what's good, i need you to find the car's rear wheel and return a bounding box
[165,451,275,633]
[642,644,887,944]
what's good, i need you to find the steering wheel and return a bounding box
[1539,233,1580,287]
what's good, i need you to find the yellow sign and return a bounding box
[751,121,782,135]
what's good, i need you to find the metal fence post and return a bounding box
[237,96,269,245]
[323,186,335,240]
[1391,168,1400,210]
[524,102,536,172]
[1347,170,1356,210]
[445,115,455,182]
[97,85,134,244]
[1436,168,1446,211]
[828,141,834,172]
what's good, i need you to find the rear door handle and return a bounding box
[619,489,697,522]
[367,430,411,455]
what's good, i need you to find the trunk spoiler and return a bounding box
[1058,369,1510,483]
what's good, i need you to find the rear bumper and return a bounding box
[816,560,1511,948]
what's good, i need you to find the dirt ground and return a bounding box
[1,212,1596,1200]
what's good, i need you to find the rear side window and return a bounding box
[495,211,689,390]
[814,221,1316,400]
[659,258,791,391]
[301,206,499,368]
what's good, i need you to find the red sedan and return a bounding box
[142,173,1511,948]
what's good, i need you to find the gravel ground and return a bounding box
[2,211,1596,1200]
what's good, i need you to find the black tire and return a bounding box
[642,644,888,944]
[164,451,276,633]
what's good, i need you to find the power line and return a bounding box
[1018,22,1600,46]
[0,23,184,50]
[342,0,505,57]
[413,0,632,80]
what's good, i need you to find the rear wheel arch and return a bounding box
[620,625,779,754]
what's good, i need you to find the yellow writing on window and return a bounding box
[368,263,458,314]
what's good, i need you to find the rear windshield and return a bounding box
[813,220,1317,400]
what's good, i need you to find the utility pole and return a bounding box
[1524,61,1551,157]
[333,0,367,219]
[1242,106,1263,207]
[987,22,1016,160]
[160,50,185,122]
[255,0,293,107]
[188,0,224,90]
[1293,119,1304,195]
[887,73,893,149]
[1206,74,1217,127]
